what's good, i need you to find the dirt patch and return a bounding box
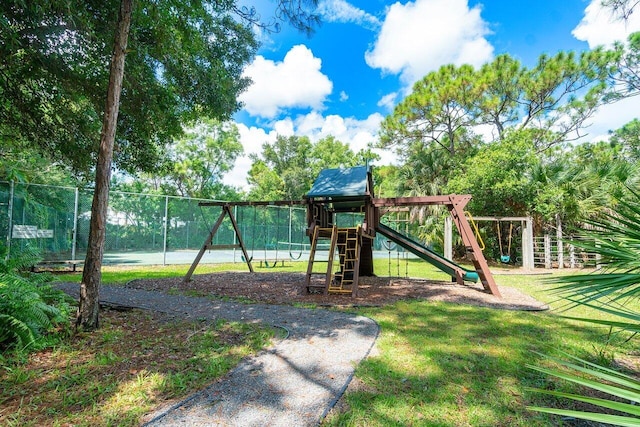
[126,272,548,311]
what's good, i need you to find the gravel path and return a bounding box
[57,283,379,426]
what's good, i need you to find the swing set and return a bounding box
[446,215,533,267]
[184,200,307,281]
[496,222,514,264]
[186,166,503,298]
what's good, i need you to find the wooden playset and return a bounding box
[185,166,501,298]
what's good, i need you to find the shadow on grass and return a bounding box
[0,308,274,427]
[324,301,617,426]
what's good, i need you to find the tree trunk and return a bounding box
[76,0,133,331]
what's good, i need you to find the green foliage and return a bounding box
[378,49,613,203]
[380,50,611,155]
[0,0,258,177]
[380,63,479,156]
[247,134,377,200]
[527,352,640,426]
[609,118,640,162]
[446,130,539,215]
[528,192,640,425]
[553,194,640,306]
[0,247,72,352]
[119,119,244,199]
[609,31,640,99]
[167,119,243,198]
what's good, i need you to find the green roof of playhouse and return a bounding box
[306,166,372,199]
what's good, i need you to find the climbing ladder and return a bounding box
[305,226,362,296]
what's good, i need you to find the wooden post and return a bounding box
[444,215,453,260]
[184,207,227,282]
[184,204,254,283]
[523,217,534,270]
[556,214,563,269]
[569,243,575,268]
[448,196,501,297]
[544,234,551,269]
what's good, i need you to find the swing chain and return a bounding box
[497,222,513,263]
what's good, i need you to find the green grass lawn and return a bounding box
[36,261,640,425]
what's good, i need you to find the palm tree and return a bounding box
[526,192,640,425]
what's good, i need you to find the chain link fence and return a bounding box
[1,181,474,268]
[0,181,313,266]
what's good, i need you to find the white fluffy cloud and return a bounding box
[223,112,390,189]
[581,96,640,142]
[572,0,640,48]
[317,0,381,30]
[239,45,333,118]
[365,0,493,86]
[285,111,383,153]
[377,92,398,111]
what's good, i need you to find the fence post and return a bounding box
[233,205,238,262]
[444,215,452,260]
[569,243,575,268]
[522,217,534,269]
[6,180,14,259]
[556,214,563,269]
[71,187,79,261]
[163,195,169,266]
[544,234,551,269]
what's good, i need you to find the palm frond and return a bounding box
[527,353,640,426]
[529,191,640,425]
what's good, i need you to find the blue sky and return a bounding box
[224,0,640,188]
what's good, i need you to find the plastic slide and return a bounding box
[376,223,479,282]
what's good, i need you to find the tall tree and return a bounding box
[162,119,243,199]
[78,0,318,330]
[379,64,479,159]
[78,0,132,330]
[378,50,613,199]
[445,130,540,216]
[2,0,321,329]
[609,118,640,161]
[380,51,611,156]
[247,134,379,200]
[249,135,314,200]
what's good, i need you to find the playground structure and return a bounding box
[444,215,535,269]
[185,166,501,298]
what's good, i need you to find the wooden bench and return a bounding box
[32,260,83,272]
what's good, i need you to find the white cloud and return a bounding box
[222,124,278,189]
[365,0,493,87]
[224,112,394,189]
[239,45,333,118]
[377,92,398,111]
[317,0,381,30]
[339,91,349,101]
[572,0,640,48]
[581,96,640,142]
[283,112,384,153]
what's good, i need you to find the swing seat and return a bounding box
[500,255,511,263]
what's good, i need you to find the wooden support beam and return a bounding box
[184,207,227,282]
[448,199,502,297]
[205,244,242,250]
[373,195,471,208]
[199,200,306,207]
[227,204,254,273]
[184,204,254,283]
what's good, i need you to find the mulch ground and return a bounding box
[126,272,548,311]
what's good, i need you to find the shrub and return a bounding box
[0,246,72,352]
